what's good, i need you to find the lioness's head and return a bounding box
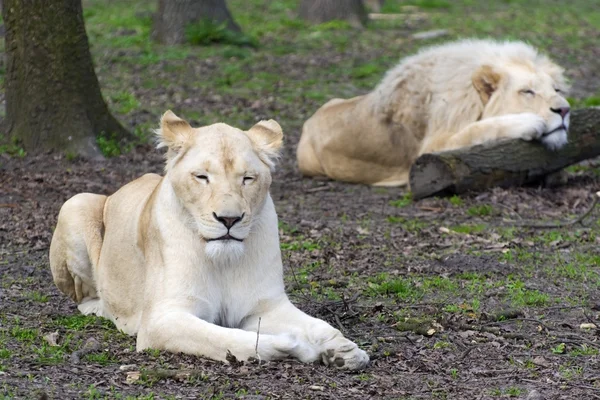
[157,111,283,261]
[473,57,570,150]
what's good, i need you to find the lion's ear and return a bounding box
[246,119,284,169]
[156,110,194,155]
[473,65,502,105]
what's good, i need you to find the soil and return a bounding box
[2,3,600,399]
[2,139,600,399]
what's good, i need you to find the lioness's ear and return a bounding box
[472,65,502,105]
[156,110,194,154]
[246,119,284,169]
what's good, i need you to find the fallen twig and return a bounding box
[254,317,262,364]
[140,368,206,381]
[454,323,527,340]
[305,185,332,193]
[483,317,552,332]
[504,192,600,229]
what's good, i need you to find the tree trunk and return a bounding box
[363,0,384,12]
[298,0,367,28]
[2,0,130,158]
[153,0,240,45]
[409,108,600,199]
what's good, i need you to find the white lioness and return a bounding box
[49,111,368,370]
[297,39,571,186]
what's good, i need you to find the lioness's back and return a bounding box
[95,173,162,334]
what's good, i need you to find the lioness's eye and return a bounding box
[555,88,562,93]
[243,176,254,185]
[520,89,535,96]
[194,174,209,182]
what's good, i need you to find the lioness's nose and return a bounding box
[550,106,570,118]
[213,212,244,229]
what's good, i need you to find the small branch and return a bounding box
[504,192,600,229]
[305,185,332,193]
[254,317,262,364]
[453,323,527,340]
[140,368,206,381]
[483,317,552,332]
[442,345,479,367]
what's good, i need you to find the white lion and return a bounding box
[49,111,369,369]
[297,39,571,186]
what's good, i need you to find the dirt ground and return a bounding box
[2,1,600,399]
[2,142,600,399]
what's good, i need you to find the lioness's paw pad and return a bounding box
[320,342,369,370]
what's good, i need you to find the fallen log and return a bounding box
[409,108,600,199]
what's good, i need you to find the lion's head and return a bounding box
[157,111,283,260]
[473,58,570,150]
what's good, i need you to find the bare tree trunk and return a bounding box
[2,0,130,158]
[299,0,367,28]
[409,108,600,199]
[153,0,240,45]
[363,0,384,12]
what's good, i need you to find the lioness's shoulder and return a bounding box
[108,173,162,204]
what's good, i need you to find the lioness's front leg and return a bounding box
[137,309,298,363]
[422,113,547,153]
[242,299,369,370]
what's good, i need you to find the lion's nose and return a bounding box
[213,212,244,229]
[550,106,570,118]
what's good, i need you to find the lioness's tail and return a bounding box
[49,193,106,303]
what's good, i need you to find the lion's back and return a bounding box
[372,39,558,139]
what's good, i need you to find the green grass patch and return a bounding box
[351,63,383,80]
[53,314,108,331]
[84,351,117,365]
[0,136,27,158]
[389,193,413,208]
[448,195,464,207]
[506,280,550,307]
[569,94,600,109]
[386,216,426,233]
[110,91,141,114]
[10,326,38,342]
[408,0,452,9]
[26,291,49,303]
[467,204,494,217]
[450,224,486,234]
[186,20,258,47]
[280,236,321,252]
[367,273,421,301]
[96,132,132,158]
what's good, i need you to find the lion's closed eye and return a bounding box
[194,174,209,183]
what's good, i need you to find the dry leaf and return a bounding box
[43,331,59,347]
[126,371,141,384]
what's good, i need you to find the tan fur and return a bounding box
[49,111,368,369]
[297,39,571,186]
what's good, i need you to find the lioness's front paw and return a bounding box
[320,337,369,370]
[235,333,297,363]
[506,113,547,141]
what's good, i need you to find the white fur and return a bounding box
[297,39,571,187]
[49,116,369,370]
